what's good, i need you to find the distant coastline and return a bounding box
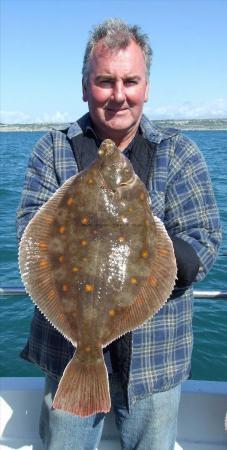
[0,118,227,132]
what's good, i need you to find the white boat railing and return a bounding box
[0,286,227,298]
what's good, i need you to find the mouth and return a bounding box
[106,108,128,114]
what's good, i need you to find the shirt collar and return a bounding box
[140,114,179,143]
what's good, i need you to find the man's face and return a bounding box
[82,39,149,140]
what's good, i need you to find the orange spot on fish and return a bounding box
[39,241,48,250]
[72,266,79,272]
[59,226,65,234]
[67,197,74,206]
[85,345,91,352]
[39,259,48,268]
[141,249,149,258]
[117,236,125,243]
[148,276,157,286]
[158,248,168,257]
[108,309,116,317]
[144,219,150,226]
[130,277,138,285]
[87,178,94,185]
[59,255,64,263]
[80,239,88,246]
[140,192,145,201]
[128,207,133,212]
[81,217,89,225]
[84,284,94,293]
[62,284,69,292]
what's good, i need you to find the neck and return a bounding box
[94,125,139,151]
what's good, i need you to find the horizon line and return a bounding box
[1,117,227,126]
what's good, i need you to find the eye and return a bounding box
[124,79,138,86]
[99,79,114,87]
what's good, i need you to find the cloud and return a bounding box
[35,111,71,123]
[0,110,72,124]
[0,110,31,124]
[144,98,227,120]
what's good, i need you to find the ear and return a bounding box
[144,81,149,103]
[82,79,88,102]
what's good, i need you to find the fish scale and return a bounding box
[19,139,177,417]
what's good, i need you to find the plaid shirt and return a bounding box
[17,113,221,408]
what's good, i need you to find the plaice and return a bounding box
[19,139,177,416]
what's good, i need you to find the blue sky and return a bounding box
[1,0,227,123]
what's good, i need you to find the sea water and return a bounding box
[0,129,226,380]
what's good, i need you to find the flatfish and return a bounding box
[19,139,177,417]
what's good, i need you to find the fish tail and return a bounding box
[53,353,110,417]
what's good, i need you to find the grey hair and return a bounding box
[82,18,152,85]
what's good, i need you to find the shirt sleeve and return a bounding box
[164,133,222,282]
[16,132,59,241]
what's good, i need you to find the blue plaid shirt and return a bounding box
[17,114,221,408]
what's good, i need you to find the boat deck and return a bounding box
[0,378,227,450]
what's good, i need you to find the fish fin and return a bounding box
[19,175,78,342]
[104,216,177,344]
[53,352,110,417]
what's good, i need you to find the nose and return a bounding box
[112,81,126,103]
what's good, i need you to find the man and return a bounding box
[17,18,221,450]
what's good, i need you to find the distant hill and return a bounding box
[0,118,227,132]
